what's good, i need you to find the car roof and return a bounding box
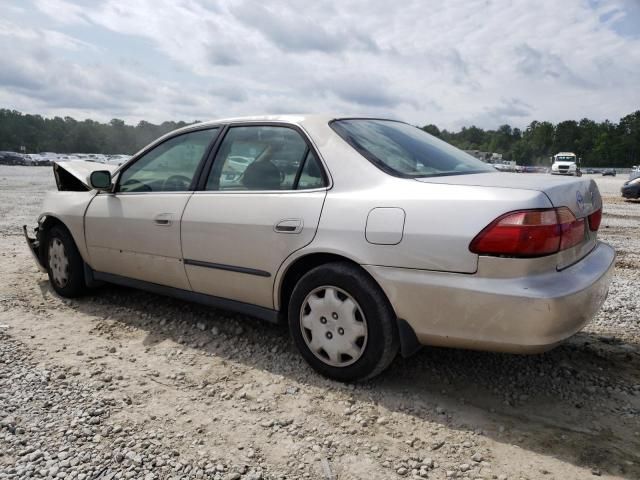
[128,114,404,166]
[198,114,335,126]
[180,114,409,131]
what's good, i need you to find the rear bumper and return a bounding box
[365,242,615,354]
[23,225,47,272]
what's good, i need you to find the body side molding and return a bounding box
[183,259,271,277]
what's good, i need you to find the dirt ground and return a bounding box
[1,166,639,480]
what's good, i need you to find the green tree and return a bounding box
[422,124,441,137]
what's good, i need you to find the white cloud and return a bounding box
[33,0,90,25]
[0,20,92,50]
[0,0,638,129]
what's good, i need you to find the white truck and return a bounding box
[551,152,581,176]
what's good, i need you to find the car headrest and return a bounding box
[242,160,281,190]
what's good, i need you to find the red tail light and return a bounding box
[470,207,586,257]
[557,208,585,251]
[588,208,602,231]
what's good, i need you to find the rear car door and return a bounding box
[181,124,328,309]
[84,128,220,289]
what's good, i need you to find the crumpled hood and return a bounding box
[53,161,118,191]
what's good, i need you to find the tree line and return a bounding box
[423,110,640,167]
[0,109,194,157]
[0,108,638,167]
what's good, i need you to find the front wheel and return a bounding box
[288,262,399,382]
[45,225,86,297]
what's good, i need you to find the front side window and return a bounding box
[118,128,219,192]
[206,125,326,191]
[331,119,494,178]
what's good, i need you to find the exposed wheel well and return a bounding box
[40,215,66,233]
[38,216,69,263]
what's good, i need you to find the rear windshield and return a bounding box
[331,119,494,178]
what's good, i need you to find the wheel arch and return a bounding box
[37,214,71,264]
[37,214,92,270]
[275,251,421,358]
[277,252,361,313]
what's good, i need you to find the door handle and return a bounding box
[154,213,173,226]
[274,219,303,234]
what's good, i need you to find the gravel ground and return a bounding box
[0,166,639,480]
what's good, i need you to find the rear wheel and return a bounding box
[45,225,86,297]
[288,262,399,382]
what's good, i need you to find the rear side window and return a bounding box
[331,119,494,178]
[206,125,327,191]
[296,150,326,189]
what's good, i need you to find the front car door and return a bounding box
[181,124,329,309]
[84,127,220,290]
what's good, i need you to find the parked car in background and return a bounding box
[24,115,615,381]
[602,169,617,176]
[622,175,640,199]
[0,151,28,165]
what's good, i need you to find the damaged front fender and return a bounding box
[23,224,47,272]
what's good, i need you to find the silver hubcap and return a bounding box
[48,238,69,288]
[300,286,368,367]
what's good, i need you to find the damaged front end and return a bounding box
[24,160,118,273]
[23,224,46,272]
[53,161,118,191]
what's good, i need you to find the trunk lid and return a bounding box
[416,172,601,217]
[416,172,603,270]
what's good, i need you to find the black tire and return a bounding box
[45,225,86,297]
[288,262,399,382]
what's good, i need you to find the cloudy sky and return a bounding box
[1,0,639,129]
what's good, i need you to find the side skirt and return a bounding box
[92,270,280,324]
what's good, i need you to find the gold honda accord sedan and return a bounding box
[25,115,615,381]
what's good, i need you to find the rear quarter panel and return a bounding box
[310,178,552,274]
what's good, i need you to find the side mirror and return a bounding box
[89,170,112,191]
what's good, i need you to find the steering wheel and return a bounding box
[121,178,151,192]
[163,175,191,191]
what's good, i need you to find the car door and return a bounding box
[181,124,329,309]
[84,127,220,290]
